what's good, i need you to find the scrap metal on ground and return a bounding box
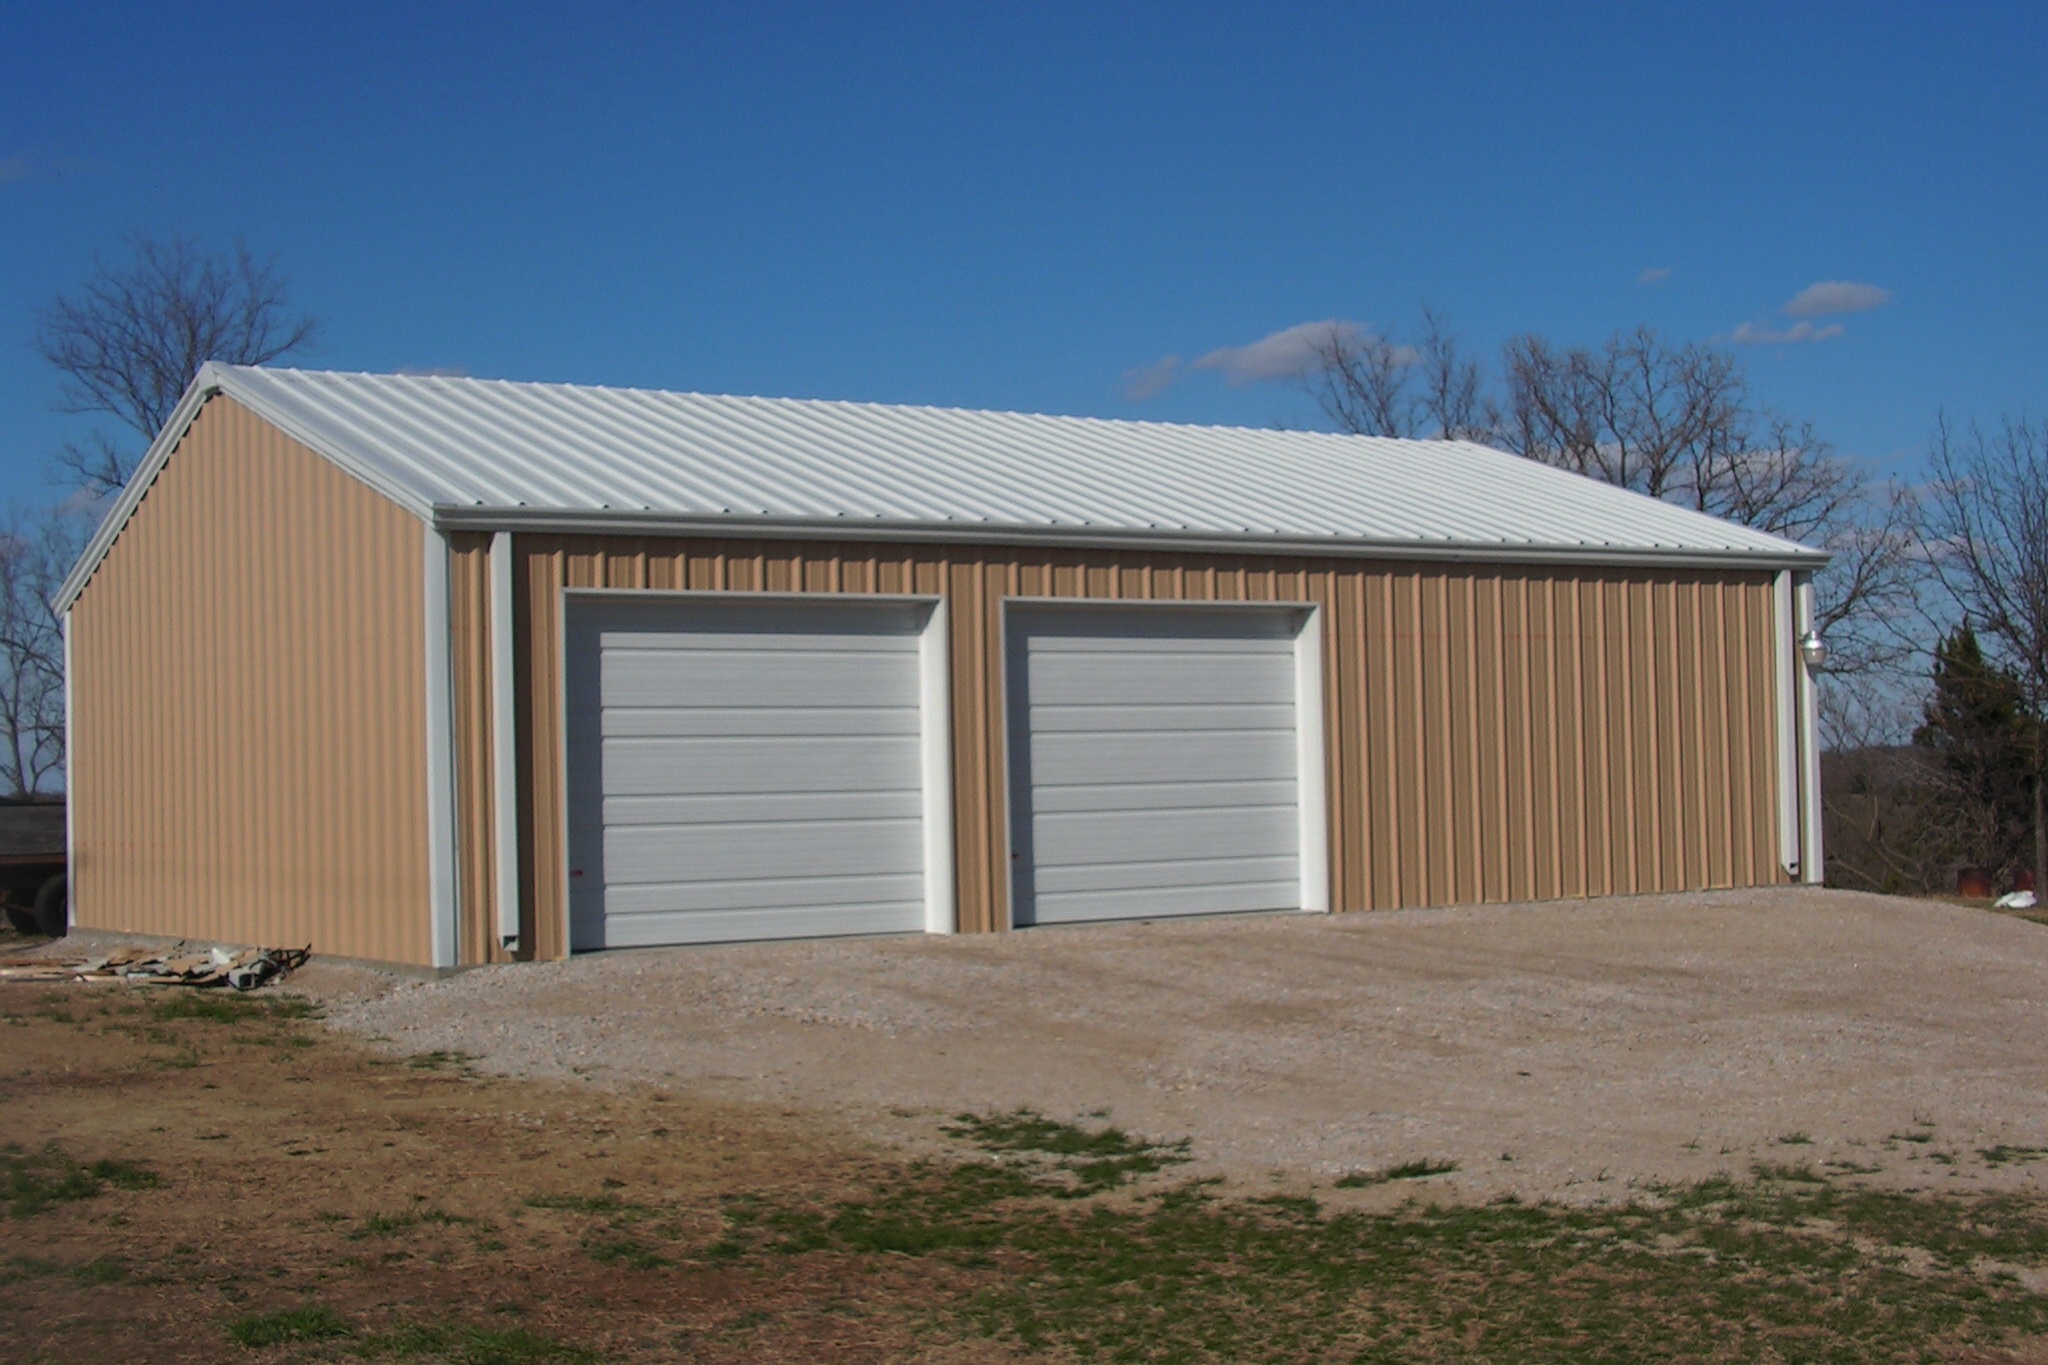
[0,944,311,991]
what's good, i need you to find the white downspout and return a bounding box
[1794,572,1825,885]
[1773,571,1800,878]
[61,610,73,926]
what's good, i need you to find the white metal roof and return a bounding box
[59,363,1825,609]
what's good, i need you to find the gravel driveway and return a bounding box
[313,888,2048,1202]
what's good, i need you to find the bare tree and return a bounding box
[1301,310,1496,440]
[1922,415,2048,882]
[0,512,83,796]
[16,235,317,794]
[37,235,317,494]
[1304,315,1919,683]
[1304,323,1416,438]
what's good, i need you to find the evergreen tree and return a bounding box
[1914,624,2036,882]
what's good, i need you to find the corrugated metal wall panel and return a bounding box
[68,397,432,963]
[489,535,1785,958]
[447,534,508,965]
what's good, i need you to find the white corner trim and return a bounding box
[918,600,957,934]
[1293,605,1331,913]
[489,532,521,948]
[1773,571,1800,876]
[423,527,461,968]
[1794,572,1825,885]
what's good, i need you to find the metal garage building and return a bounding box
[57,365,1829,968]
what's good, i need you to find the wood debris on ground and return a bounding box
[0,943,311,990]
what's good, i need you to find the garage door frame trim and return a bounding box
[556,588,957,948]
[996,596,1329,928]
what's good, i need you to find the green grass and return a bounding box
[1983,1145,2048,1167]
[582,1234,670,1270]
[0,1255,61,1284]
[1336,1158,1461,1188]
[155,990,319,1021]
[941,1109,1192,1192]
[347,1206,469,1240]
[154,992,263,1024]
[690,1116,2048,1363]
[0,1144,158,1218]
[225,1304,353,1346]
[70,1254,129,1285]
[524,1192,648,1217]
[358,1322,594,1362]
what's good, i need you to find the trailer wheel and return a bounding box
[32,873,66,939]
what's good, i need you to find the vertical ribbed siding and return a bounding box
[487,536,1784,958]
[67,397,432,963]
[447,534,507,965]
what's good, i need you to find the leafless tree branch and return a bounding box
[36,234,317,494]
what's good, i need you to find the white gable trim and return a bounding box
[55,364,439,612]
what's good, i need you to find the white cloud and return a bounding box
[1731,319,1847,345]
[1637,267,1673,285]
[1783,280,1892,318]
[1121,355,1182,402]
[57,486,117,521]
[1190,320,1358,386]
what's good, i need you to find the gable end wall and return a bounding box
[67,396,434,964]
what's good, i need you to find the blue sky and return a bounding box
[3,2,2043,513]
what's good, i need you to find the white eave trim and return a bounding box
[428,507,1831,573]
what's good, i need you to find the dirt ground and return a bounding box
[10,887,2048,1362]
[309,886,2048,1204]
[0,974,1023,1364]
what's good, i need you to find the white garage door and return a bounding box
[1006,604,1311,926]
[565,596,933,950]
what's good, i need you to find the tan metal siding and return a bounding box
[67,396,433,964]
[483,536,1785,958]
[447,534,509,965]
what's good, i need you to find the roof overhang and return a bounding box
[54,365,1832,613]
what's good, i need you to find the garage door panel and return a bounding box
[1032,806,1299,862]
[569,734,922,796]
[1009,606,1306,926]
[1032,879,1300,923]
[570,703,918,741]
[576,789,924,828]
[1024,654,1296,705]
[601,901,922,949]
[600,871,926,916]
[1028,732,1297,785]
[598,818,924,881]
[1029,777,1297,814]
[1027,702,1295,734]
[567,597,929,951]
[599,601,922,642]
[590,650,915,710]
[1024,616,1296,647]
[1036,855,1298,896]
